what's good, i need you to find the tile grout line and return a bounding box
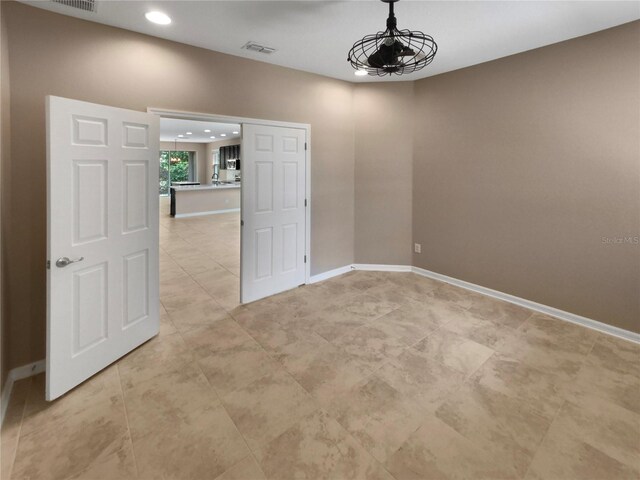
[228,314,400,480]
[116,364,141,479]
[174,326,268,480]
[5,377,32,480]
[170,221,240,280]
[521,397,567,479]
[441,309,587,479]
[170,235,262,471]
[321,281,503,470]
[229,292,425,478]
[178,228,241,306]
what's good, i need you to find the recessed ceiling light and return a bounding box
[145,11,171,25]
[204,129,211,133]
[354,69,368,77]
[186,132,192,135]
[178,134,184,138]
[232,131,239,134]
[220,134,226,137]
[210,136,216,139]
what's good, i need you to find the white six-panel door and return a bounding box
[46,96,160,400]
[241,124,306,303]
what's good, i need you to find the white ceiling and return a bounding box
[21,1,640,83]
[160,118,241,143]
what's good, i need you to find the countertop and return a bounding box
[171,183,241,192]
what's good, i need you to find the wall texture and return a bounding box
[1,1,11,390]
[160,141,208,184]
[2,1,355,372]
[412,21,640,333]
[354,82,414,265]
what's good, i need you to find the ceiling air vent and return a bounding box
[242,42,277,55]
[51,0,97,13]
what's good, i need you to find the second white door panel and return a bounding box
[241,124,306,303]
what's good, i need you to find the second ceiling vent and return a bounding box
[242,42,277,55]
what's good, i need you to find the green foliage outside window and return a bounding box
[159,151,191,195]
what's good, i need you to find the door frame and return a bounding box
[147,107,312,288]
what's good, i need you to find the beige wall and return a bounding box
[354,82,414,265]
[0,0,10,389]
[412,21,640,333]
[2,1,355,372]
[160,141,208,184]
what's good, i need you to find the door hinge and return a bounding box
[241,220,244,226]
[304,142,307,151]
[46,260,51,270]
[304,198,307,207]
[304,255,307,263]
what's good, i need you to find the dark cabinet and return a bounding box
[220,144,241,169]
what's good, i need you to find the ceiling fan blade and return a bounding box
[408,50,427,60]
[397,48,427,64]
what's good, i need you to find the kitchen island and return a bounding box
[170,183,241,217]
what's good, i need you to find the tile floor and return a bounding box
[2,208,639,479]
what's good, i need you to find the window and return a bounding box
[159,150,195,195]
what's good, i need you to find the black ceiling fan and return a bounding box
[347,0,438,76]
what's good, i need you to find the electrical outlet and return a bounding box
[414,243,421,254]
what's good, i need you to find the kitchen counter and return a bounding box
[170,182,241,192]
[170,183,241,217]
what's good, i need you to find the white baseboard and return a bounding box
[411,266,640,345]
[309,262,411,283]
[174,208,240,218]
[308,263,639,345]
[1,359,45,426]
[309,265,354,284]
[352,264,412,272]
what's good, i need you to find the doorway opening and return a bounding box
[153,109,311,307]
[46,96,310,399]
[158,117,244,311]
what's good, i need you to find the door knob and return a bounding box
[55,256,84,268]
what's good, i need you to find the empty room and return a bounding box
[0,1,638,479]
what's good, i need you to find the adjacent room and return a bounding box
[0,1,638,479]
[159,117,243,309]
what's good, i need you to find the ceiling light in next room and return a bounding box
[210,136,216,139]
[220,134,227,137]
[186,132,192,135]
[232,131,239,134]
[178,134,184,138]
[145,11,171,25]
[204,129,211,133]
